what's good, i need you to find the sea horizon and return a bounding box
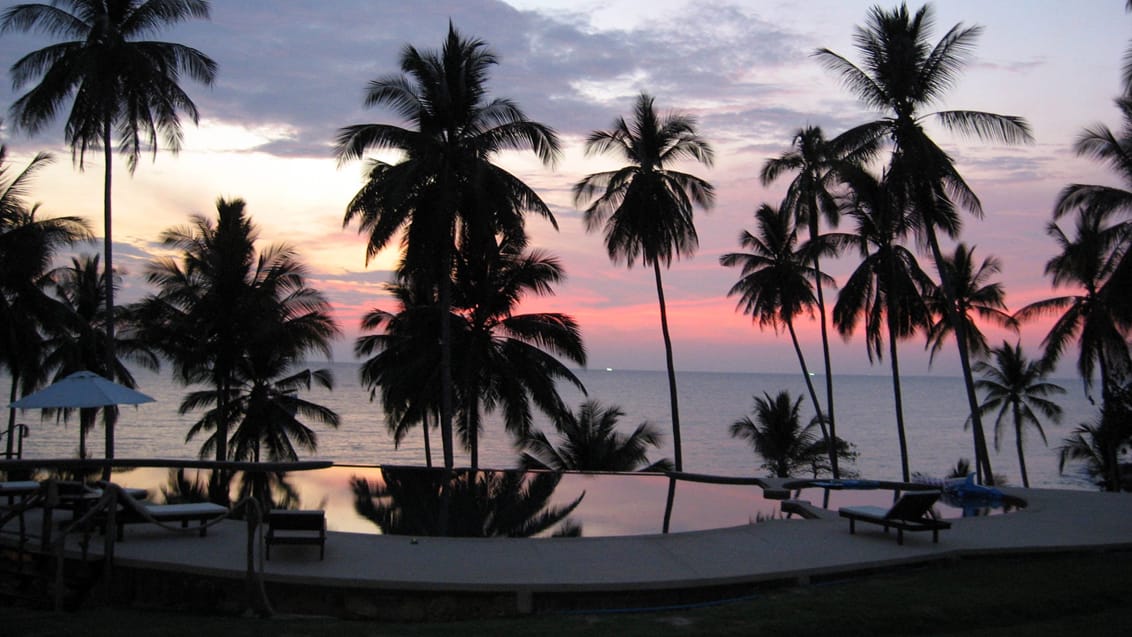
[5,363,1101,492]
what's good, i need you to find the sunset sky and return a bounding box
[0,0,1127,376]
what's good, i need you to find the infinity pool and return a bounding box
[29,465,1025,537]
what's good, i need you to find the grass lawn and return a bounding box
[4,551,1131,636]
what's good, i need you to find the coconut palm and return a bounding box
[2,0,216,462]
[1058,382,1131,492]
[451,239,586,469]
[729,390,851,479]
[971,341,1064,488]
[1,143,90,458]
[356,279,443,467]
[1055,96,1132,230]
[184,366,339,464]
[1016,212,1130,489]
[1052,96,1132,332]
[572,93,714,473]
[720,203,839,473]
[761,126,879,479]
[337,24,560,470]
[42,254,158,459]
[833,168,933,481]
[815,2,1032,483]
[924,243,1015,363]
[519,400,673,472]
[352,467,583,537]
[139,198,339,462]
[1014,212,1130,404]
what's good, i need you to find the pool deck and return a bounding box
[11,484,1126,616]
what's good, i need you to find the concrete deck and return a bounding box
[6,486,1131,616]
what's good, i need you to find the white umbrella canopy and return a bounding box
[8,371,155,409]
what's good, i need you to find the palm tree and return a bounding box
[833,168,933,481]
[3,0,217,462]
[185,367,339,464]
[139,198,339,462]
[1016,212,1130,405]
[761,126,879,479]
[815,2,1032,483]
[729,390,851,479]
[519,400,673,472]
[337,24,561,470]
[924,243,1015,363]
[356,279,443,467]
[1055,96,1132,230]
[1051,96,1132,345]
[1,142,90,458]
[720,203,839,473]
[451,239,586,469]
[352,467,584,537]
[1015,211,1130,489]
[972,341,1064,488]
[42,254,158,458]
[1058,382,1131,492]
[573,93,714,472]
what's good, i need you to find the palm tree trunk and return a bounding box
[1097,355,1120,491]
[652,260,683,472]
[925,229,994,484]
[785,320,834,466]
[1013,408,1029,488]
[422,409,433,468]
[437,232,456,470]
[79,407,96,460]
[811,251,839,478]
[6,376,18,459]
[886,316,911,482]
[102,117,116,475]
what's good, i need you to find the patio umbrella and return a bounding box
[9,371,155,409]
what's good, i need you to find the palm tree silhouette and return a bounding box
[353,467,583,537]
[924,243,1015,364]
[140,198,339,462]
[1,143,90,458]
[2,1,216,462]
[356,279,444,467]
[1057,385,1131,492]
[1050,96,1132,358]
[1017,213,1129,404]
[972,341,1064,488]
[1016,212,1129,490]
[729,390,850,479]
[43,254,158,459]
[337,24,561,470]
[452,238,585,469]
[833,168,933,482]
[720,203,838,472]
[761,126,878,479]
[815,3,1032,483]
[520,400,673,472]
[573,93,714,473]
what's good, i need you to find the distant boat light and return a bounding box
[605,367,614,372]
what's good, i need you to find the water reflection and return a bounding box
[351,467,584,537]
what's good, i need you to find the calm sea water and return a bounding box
[5,364,1100,490]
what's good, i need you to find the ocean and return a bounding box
[5,364,1101,491]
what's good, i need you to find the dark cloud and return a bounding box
[0,0,825,159]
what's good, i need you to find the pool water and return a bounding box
[40,465,1024,537]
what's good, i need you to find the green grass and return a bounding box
[5,551,1132,636]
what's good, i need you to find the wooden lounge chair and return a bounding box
[265,509,326,560]
[112,500,229,540]
[839,491,951,545]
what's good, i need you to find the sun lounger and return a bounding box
[265,509,326,560]
[839,491,951,545]
[112,501,229,540]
